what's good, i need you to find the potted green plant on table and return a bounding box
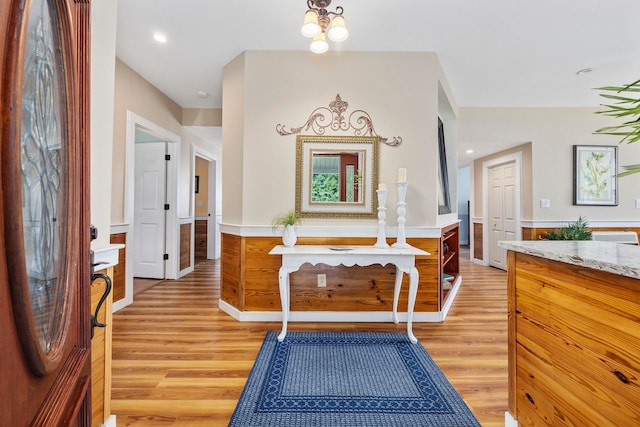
[272,210,302,247]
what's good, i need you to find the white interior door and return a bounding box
[489,166,505,269]
[134,142,167,278]
[488,161,517,270]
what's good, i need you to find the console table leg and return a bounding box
[392,267,402,324]
[277,267,289,342]
[407,266,419,343]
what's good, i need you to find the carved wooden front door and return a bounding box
[0,0,92,425]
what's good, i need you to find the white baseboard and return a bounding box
[473,257,487,266]
[102,415,116,427]
[218,299,444,322]
[440,276,462,320]
[178,265,194,278]
[112,294,132,312]
[505,411,518,427]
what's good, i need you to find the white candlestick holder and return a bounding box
[392,181,410,249]
[374,189,389,248]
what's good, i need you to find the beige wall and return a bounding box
[111,51,640,232]
[90,0,117,248]
[471,142,533,219]
[461,107,640,222]
[222,51,457,228]
[221,53,246,224]
[183,108,222,126]
[180,129,222,219]
[111,59,221,223]
[111,59,182,223]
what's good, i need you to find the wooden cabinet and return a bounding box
[440,222,460,306]
[507,251,640,426]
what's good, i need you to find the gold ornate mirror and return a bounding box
[296,135,379,218]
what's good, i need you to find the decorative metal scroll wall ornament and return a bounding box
[276,94,402,147]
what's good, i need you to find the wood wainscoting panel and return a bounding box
[195,219,208,262]
[409,237,441,312]
[221,233,242,308]
[242,236,283,311]
[223,234,440,313]
[473,222,483,260]
[109,232,126,302]
[180,223,191,271]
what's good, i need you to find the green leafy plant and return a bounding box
[271,210,301,233]
[544,216,592,240]
[595,78,640,176]
[311,174,339,202]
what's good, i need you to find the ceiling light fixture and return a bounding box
[153,32,167,43]
[300,0,348,54]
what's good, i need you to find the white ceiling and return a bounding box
[116,0,640,163]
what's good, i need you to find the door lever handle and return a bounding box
[90,250,112,338]
[90,272,112,338]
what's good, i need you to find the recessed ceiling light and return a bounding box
[197,91,209,98]
[465,149,474,154]
[153,32,167,43]
[576,68,592,75]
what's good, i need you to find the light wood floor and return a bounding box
[111,250,508,426]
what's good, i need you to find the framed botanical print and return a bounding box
[573,145,618,206]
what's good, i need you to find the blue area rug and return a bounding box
[229,331,480,426]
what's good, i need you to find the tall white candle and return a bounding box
[378,183,387,191]
[397,168,407,182]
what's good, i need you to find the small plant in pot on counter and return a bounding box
[272,210,302,247]
[543,216,592,240]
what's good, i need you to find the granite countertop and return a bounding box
[499,240,640,279]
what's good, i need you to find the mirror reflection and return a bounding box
[311,150,363,204]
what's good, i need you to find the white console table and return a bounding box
[269,245,430,343]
